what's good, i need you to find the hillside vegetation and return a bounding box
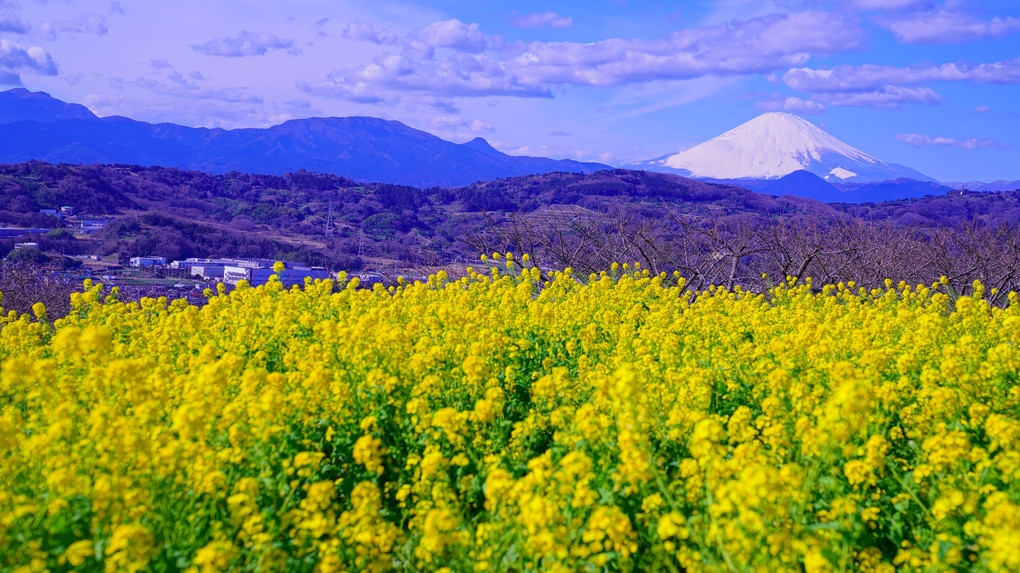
[0,162,802,269]
[2,161,1020,297]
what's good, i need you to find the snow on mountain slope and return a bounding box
[637,113,934,183]
[828,167,858,180]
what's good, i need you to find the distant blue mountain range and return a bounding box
[0,88,609,188]
[0,88,1006,202]
[723,170,954,203]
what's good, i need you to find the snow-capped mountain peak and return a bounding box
[638,112,933,183]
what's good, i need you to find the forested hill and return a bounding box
[2,161,1019,271]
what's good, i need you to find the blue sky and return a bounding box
[0,0,1018,182]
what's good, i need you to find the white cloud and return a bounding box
[296,78,385,104]
[503,143,614,163]
[511,11,862,87]
[193,30,297,57]
[314,17,330,38]
[430,115,494,133]
[304,11,863,102]
[431,115,468,128]
[750,82,945,112]
[756,95,825,114]
[469,118,494,133]
[701,0,802,25]
[414,19,489,53]
[0,0,29,33]
[509,12,573,29]
[342,20,400,45]
[343,18,503,58]
[843,0,927,11]
[0,38,58,76]
[134,66,262,104]
[0,12,29,33]
[783,58,1020,92]
[880,9,1020,43]
[298,51,554,101]
[80,93,125,116]
[426,115,497,143]
[814,86,942,109]
[135,77,262,104]
[39,14,107,40]
[896,133,1010,149]
[83,92,279,128]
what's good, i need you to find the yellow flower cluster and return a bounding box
[1,267,1019,571]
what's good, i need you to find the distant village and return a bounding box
[0,205,400,289]
[37,205,112,234]
[133,257,396,288]
[162,257,331,287]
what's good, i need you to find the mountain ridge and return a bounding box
[0,88,98,124]
[0,89,610,188]
[753,170,952,203]
[944,180,1020,192]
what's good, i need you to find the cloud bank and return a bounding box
[342,20,400,45]
[509,12,573,29]
[880,9,1020,44]
[0,38,58,78]
[0,14,29,34]
[309,11,863,102]
[783,59,1020,92]
[193,30,297,57]
[779,57,1020,109]
[39,15,107,40]
[756,95,825,114]
[896,133,1010,150]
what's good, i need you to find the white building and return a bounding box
[79,218,110,234]
[190,265,226,279]
[223,263,330,287]
[172,257,274,271]
[129,256,167,267]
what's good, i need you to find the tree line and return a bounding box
[464,203,1020,304]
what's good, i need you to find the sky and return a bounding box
[0,0,1018,183]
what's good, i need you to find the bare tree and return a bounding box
[463,200,1020,304]
[0,263,78,319]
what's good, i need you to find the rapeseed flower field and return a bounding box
[1,260,1019,572]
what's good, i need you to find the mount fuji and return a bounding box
[632,112,934,183]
